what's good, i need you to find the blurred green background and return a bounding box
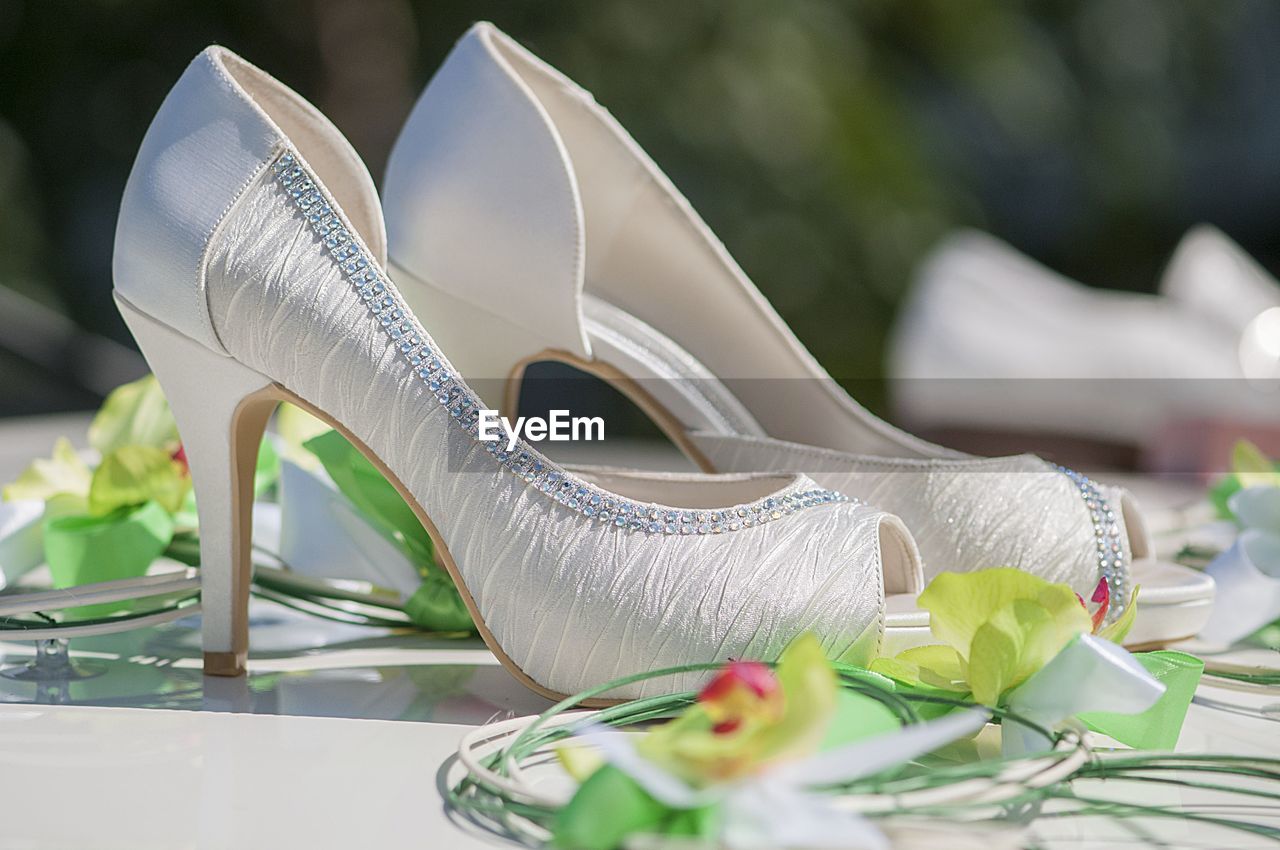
[1,0,1278,419]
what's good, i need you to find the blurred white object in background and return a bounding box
[890,226,1280,469]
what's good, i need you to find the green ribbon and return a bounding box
[43,500,175,619]
[404,570,475,633]
[1079,650,1204,749]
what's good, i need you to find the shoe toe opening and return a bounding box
[878,513,924,596]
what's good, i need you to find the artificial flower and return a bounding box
[2,436,91,508]
[553,634,989,850]
[86,374,179,455]
[870,568,1120,705]
[870,569,1181,755]
[634,634,839,786]
[88,445,190,516]
[0,376,192,599]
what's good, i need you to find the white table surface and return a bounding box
[0,415,1277,849]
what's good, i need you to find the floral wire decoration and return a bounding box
[0,375,476,635]
[447,570,1280,850]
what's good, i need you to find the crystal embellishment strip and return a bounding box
[1056,465,1129,623]
[270,150,851,534]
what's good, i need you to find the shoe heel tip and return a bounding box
[203,651,248,677]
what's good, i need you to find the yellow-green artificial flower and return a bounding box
[872,568,1137,706]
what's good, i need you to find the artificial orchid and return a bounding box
[1200,440,1280,645]
[553,634,989,850]
[1,376,197,610]
[871,568,1138,706]
[870,569,1194,755]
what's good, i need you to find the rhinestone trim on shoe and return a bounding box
[1056,465,1129,623]
[270,150,851,535]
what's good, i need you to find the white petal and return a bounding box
[277,460,421,596]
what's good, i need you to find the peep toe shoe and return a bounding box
[112,46,925,700]
[381,23,1214,647]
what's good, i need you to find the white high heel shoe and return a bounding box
[381,23,1214,647]
[112,46,924,700]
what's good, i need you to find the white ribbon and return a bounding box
[277,460,421,596]
[1002,633,1164,756]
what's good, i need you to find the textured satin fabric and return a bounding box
[203,171,900,698]
[692,433,1139,596]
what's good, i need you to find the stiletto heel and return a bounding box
[116,295,280,676]
[112,46,922,701]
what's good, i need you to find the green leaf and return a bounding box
[3,437,91,504]
[551,765,675,850]
[302,430,435,568]
[664,805,720,840]
[44,501,174,618]
[89,446,190,516]
[403,571,476,633]
[88,375,179,455]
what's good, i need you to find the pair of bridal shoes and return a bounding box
[112,25,1212,701]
